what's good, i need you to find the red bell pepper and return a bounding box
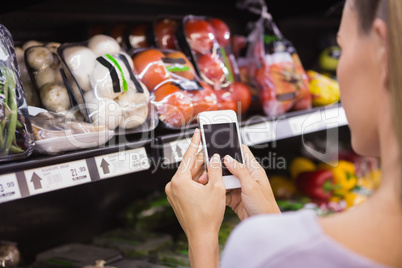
[296,170,338,202]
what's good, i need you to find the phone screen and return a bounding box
[202,122,243,176]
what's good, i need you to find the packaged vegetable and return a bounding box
[308,70,340,107]
[244,3,311,116]
[153,16,181,50]
[175,15,252,115]
[131,48,218,128]
[58,34,158,133]
[29,110,114,155]
[0,24,35,162]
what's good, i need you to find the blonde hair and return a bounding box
[387,0,402,202]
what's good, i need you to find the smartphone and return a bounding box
[198,110,244,189]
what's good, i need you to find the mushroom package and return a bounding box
[60,34,151,131]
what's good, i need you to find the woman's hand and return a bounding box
[165,129,226,268]
[225,145,281,221]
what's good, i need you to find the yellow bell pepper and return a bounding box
[318,160,358,196]
[308,70,340,107]
[289,157,316,180]
[344,192,367,209]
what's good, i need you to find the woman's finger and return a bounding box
[191,150,205,178]
[177,129,201,175]
[207,154,224,187]
[224,155,254,189]
[197,170,208,185]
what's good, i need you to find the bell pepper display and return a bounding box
[318,160,358,197]
[295,170,339,203]
[269,175,297,199]
[289,157,316,180]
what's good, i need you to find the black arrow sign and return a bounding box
[31,172,42,190]
[100,159,110,174]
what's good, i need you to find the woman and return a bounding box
[165,0,402,267]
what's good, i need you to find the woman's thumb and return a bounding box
[224,155,253,187]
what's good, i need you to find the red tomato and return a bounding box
[231,82,252,114]
[165,51,195,81]
[208,18,230,48]
[197,53,225,84]
[187,82,218,115]
[214,89,237,112]
[231,35,247,58]
[153,83,194,128]
[129,24,149,48]
[184,18,215,54]
[154,18,179,50]
[132,49,170,92]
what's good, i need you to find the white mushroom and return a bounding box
[40,82,71,112]
[88,34,121,57]
[26,47,54,71]
[86,97,122,130]
[22,40,44,51]
[116,82,150,129]
[35,68,56,88]
[45,42,61,54]
[90,55,132,99]
[18,61,31,84]
[119,51,134,70]
[63,46,96,92]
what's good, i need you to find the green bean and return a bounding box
[10,144,23,154]
[3,70,17,155]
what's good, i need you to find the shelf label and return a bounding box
[288,110,325,136]
[241,122,273,146]
[24,160,91,195]
[0,173,21,203]
[164,138,202,165]
[95,147,150,179]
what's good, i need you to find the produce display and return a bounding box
[131,48,218,128]
[154,17,180,50]
[177,15,252,115]
[59,34,157,132]
[273,151,381,215]
[0,24,35,162]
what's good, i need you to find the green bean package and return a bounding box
[0,24,35,162]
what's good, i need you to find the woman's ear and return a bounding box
[373,18,388,90]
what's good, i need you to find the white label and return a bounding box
[164,138,203,165]
[0,173,21,203]
[24,160,91,195]
[95,147,150,179]
[288,111,325,136]
[241,122,272,146]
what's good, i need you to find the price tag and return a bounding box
[95,147,150,179]
[164,138,203,165]
[0,173,21,203]
[24,160,91,195]
[288,111,325,136]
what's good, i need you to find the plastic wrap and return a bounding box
[24,43,85,120]
[0,24,35,162]
[29,110,114,155]
[245,6,311,116]
[131,48,218,129]
[176,15,252,115]
[58,34,158,134]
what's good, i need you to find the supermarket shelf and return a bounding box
[0,104,347,204]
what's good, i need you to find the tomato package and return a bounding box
[153,16,182,50]
[0,24,35,162]
[245,9,311,116]
[58,34,158,133]
[175,15,252,115]
[131,48,218,129]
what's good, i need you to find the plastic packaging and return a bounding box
[24,43,84,120]
[244,5,311,116]
[0,241,20,267]
[153,16,181,50]
[131,48,218,128]
[58,34,158,133]
[0,24,35,162]
[176,15,252,115]
[29,110,114,155]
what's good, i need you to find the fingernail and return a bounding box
[224,155,234,163]
[194,128,200,134]
[210,154,220,165]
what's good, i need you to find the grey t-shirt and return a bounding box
[221,209,389,268]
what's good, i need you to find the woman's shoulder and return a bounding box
[221,209,387,268]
